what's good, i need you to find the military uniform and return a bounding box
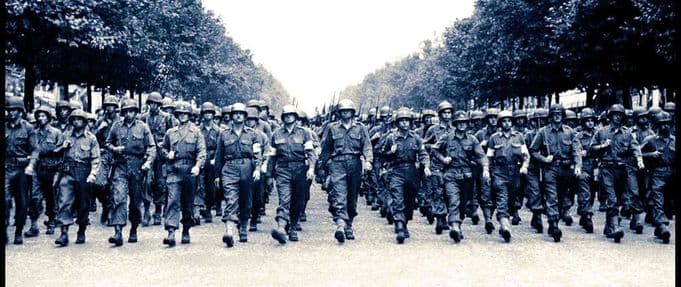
[423,121,454,224]
[196,120,221,222]
[4,103,33,244]
[160,113,206,246]
[575,119,597,233]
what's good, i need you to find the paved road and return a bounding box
[5,183,675,286]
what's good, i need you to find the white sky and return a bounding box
[202,0,475,114]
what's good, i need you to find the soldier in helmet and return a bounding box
[214,108,222,127]
[190,106,201,125]
[266,105,317,243]
[574,108,598,233]
[104,98,157,246]
[5,97,34,245]
[318,99,373,243]
[564,110,579,130]
[92,95,121,224]
[54,100,74,133]
[475,108,500,232]
[510,109,529,224]
[590,104,645,243]
[161,97,176,115]
[196,102,222,224]
[245,106,268,232]
[24,106,63,238]
[513,110,529,133]
[529,104,582,242]
[625,109,635,128]
[432,110,487,243]
[485,110,530,242]
[525,108,547,232]
[641,111,674,243]
[52,109,101,246]
[420,101,456,228]
[214,103,263,247]
[220,105,232,129]
[296,109,319,223]
[631,107,655,224]
[139,91,177,226]
[662,102,675,135]
[247,100,273,213]
[160,101,206,246]
[469,110,485,133]
[367,106,393,213]
[381,107,430,244]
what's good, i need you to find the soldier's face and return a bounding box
[659,122,671,134]
[455,121,467,132]
[163,108,174,114]
[340,110,354,120]
[72,118,86,129]
[232,112,246,124]
[501,118,513,131]
[58,108,71,120]
[471,119,481,127]
[283,114,296,124]
[637,117,649,127]
[610,113,623,125]
[583,118,595,129]
[514,118,526,127]
[397,118,410,130]
[37,112,50,126]
[440,110,452,120]
[148,102,160,112]
[551,112,562,123]
[105,105,116,115]
[177,113,189,123]
[202,112,214,122]
[6,109,22,121]
[487,116,497,126]
[124,110,137,122]
[423,116,434,125]
[246,118,257,127]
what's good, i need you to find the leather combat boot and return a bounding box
[483,208,495,234]
[629,213,643,234]
[163,228,176,247]
[395,221,406,244]
[181,225,191,244]
[548,220,562,242]
[270,220,287,244]
[75,224,86,244]
[239,220,248,243]
[109,225,123,246]
[55,226,69,247]
[449,222,462,243]
[24,220,39,238]
[530,211,543,233]
[499,217,512,243]
[334,219,346,243]
[127,224,138,243]
[223,222,235,247]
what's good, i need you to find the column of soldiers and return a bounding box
[4,93,676,247]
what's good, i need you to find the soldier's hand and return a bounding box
[190,165,200,176]
[141,161,152,171]
[480,140,487,148]
[423,167,432,177]
[482,169,491,183]
[442,156,452,165]
[167,150,175,160]
[544,155,554,164]
[637,158,645,170]
[63,140,73,149]
[649,150,662,158]
[363,161,372,172]
[306,168,315,181]
[581,150,587,157]
[112,146,125,154]
[519,166,528,175]
[261,162,268,174]
[252,169,261,181]
[97,121,108,131]
[24,165,35,176]
[602,139,611,148]
[390,144,397,154]
[86,173,97,183]
[214,178,220,189]
[210,159,215,165]
[574,167,581,177]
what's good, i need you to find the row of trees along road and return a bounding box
[5,0,290,113]
[339,0,677,113]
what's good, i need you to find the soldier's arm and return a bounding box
[252,132,263,168]
[318,126,333,166]
[629,132,643,163]
[27,129,40,169]
[143,125,156,163]
[571,131,582,170]
[471,137,486,167]
[417,137,430,169]
[89,136,101,178]
[529,129,548,162]
[304,129,317,172]
[430,134,448,163]
[104,122,118,151]
[214,132,224,171]
[361,126,374,163]
[160,132,171,159]
[195,129,207,170]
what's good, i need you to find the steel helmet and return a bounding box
[394,107,412,121]
[608,104,625,116]
[33,105,54,119]
[215,109,222,118]
[663,102,675,112]
[485,108,500,118]
[579,108,596,120]
[513,110,527,119]
[564,110,577,120]
[534,108,549,119]
[338,99,356,113]
[655,111,672,123]
[498,110,513,120]
[56,100,72,110]
[549,104,565,115]
[633,107,648,118]
[222,105,232,116]
[437,101,454,114]
[201,102,217,114]
[174,101,192,114]
[231,103,248,115]
[191,106,200,117]
[86,112,97,122]
[68,109,88,122]
[258,100,268,110]
[6,96,25,112]
[297,109,308,120]
[120,98,139,112]
[161,97,175,109]
[246,99,261,109]
[453,110,468,122]
[369,108,377,116]
[103,95,120,108]
[422,109,437,118]
[379,106,391,118]
[246,107,259,119]
[648,106,662,117]
[625,109,634,118]
[470,110,484,120]
[146,92,163,104]
[69,100,83,111]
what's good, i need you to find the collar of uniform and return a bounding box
[124,119,136,128]
[609,125,624,134]
[395,130,412,140]
[339,120,358,130]
[549,124,565,132]
[7,119,22,129]
[201,122,215,131]
[284,124,297,134]
[454,131,467,139]
[72,128,87,138]
[500,130,515,138]
[439,122,452,130]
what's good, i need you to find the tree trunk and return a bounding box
[23,64,36,111]
[554,91,560,104]
[60,82,69,101]
[518,95,525,110]
[86,84,92,112]
[585,85,594,107]
[622,87,632,109]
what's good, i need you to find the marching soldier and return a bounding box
[245,107,268,231]
[139,92,176,226]
[641,111,674,243]
[5,97,34,245]
[485,110,530,242]
[432,110,488,243]
[296,109,320,223]
[53,109,100,246]
[475,108,500,233]
[423,101,456,231]
[214,103,263,247]
[382,107,430,244]
[368,106,392,213]
[53,100,74,133]
[318,99,373,243]
[631,107,655,224]
[267,105,317,243]
[590,104,645,243]
[105,98,157,246]
[575,108,597,233]
[196,102,221,224]
[510,110,529,225]
[160,101,207,246]
[161,97,176,116]
[92,95,120,225]
[529,104,582,242]
[525,108,547,233]
[24,106,62,238]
